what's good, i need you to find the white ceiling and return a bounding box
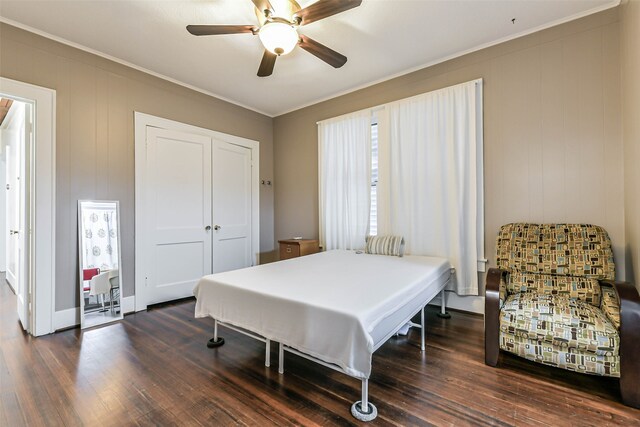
[0,0,618,116]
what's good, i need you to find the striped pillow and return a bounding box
[365,235,405,257]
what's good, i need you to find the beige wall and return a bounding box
[0,23,276,311]
[621,0,640,289]
[273,8,626,282]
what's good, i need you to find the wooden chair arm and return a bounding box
[485,268,507,367]
[485,268,506,294]
[601,279,640,408]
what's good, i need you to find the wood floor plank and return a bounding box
[2,282,639,426]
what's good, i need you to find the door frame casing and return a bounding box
[134,112,260,312]
[0,77,56,336]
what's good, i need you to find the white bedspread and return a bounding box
[193,250,450,378]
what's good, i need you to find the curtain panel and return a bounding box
[318,111,372,250]
[81,207,119,272]
[377,80,483,295]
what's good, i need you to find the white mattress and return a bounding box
[194,250,450,379]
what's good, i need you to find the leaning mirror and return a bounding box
[78,200,123,329]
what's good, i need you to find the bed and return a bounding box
[194,249,451,421]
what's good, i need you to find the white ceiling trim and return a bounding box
[0,16,272,117]
[275,0,620,117]
[1,0,620,118]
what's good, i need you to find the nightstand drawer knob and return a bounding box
[286,247,292,253]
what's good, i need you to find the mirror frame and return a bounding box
[78,200,124,329]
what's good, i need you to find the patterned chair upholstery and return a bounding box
[484,223,640,408]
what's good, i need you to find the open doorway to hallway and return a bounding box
[0,77,55,337]
[0,96,32,333]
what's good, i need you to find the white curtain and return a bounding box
[81,207,119,271]
[377,80,483,295]
[318,111,372,250]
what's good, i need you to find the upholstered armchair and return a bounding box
[485,223,640,408]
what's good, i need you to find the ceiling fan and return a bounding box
[186,0,362,77]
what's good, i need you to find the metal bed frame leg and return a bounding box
[207,319,225,348]
[265,339,271,367]
[362,379,369,409]
[420,306,426,351]
[437,289,451,319]
[350,378,377,421]
[278,342,284,374]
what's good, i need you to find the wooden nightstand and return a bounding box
[279,239,319,260]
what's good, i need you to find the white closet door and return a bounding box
[143,127,212,305]
[212,140,252,273]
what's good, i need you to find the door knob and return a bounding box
[205,225,212,231]
[214,225,221,231]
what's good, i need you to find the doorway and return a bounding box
[0,77,56,337]
[0,97,30,331]
[134,113,259,311]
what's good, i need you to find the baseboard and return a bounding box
[53,306,79,331]
[428,291,484,314]
[121,295,135,313]
[54,296,136,331]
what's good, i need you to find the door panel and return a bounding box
[18,103,29,331]
[6,142,18,289]
[154,138,206,229]
[145,127,212,305]
[155,242,205,287]
[4,100,29,331]
[212,140,252,273]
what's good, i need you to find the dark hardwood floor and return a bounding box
[1,281,639,426]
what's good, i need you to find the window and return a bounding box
[319,79,483,294]
[369,123,378,235]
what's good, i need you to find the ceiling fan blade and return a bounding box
[295,0,362,26]
[299,35,347,68]
[257,50,277,77]
[186,25,256,36]
[251,0,274,14]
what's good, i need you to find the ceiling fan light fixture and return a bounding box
[259,22,299,56]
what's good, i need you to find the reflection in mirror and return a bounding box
[78,200,123,329]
